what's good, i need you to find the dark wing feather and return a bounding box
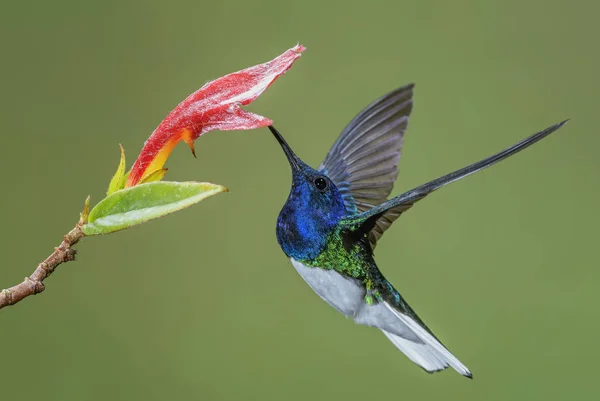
[341,120,569,243]
[319,84,414,248]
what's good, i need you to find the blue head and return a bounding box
[269,126,347,261]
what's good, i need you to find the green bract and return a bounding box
[107,145,126,195]
[82,181,227,235]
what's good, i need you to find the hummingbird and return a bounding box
[269,83,567,378]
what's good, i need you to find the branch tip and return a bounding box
[1,289,13,305]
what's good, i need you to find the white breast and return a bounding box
[290,258,364,316]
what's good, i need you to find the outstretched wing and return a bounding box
[341,120,569,239]
[319,84,414,247]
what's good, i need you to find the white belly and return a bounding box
[290,258,364,316]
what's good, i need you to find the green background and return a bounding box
[0,1,597,400]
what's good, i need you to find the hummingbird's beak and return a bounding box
[269,125,302,170]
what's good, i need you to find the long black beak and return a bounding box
[269,125,302,170]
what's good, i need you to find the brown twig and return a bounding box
[0,197,90,310]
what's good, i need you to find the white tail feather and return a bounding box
[382,302,472,378]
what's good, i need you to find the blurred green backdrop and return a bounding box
[0,1,597,400]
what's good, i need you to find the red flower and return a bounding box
[126,44,305,187]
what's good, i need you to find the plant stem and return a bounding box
[0,197,89,310]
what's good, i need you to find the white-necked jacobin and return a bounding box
[270,83,566,378]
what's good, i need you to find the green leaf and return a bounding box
[83,181,227,235]
[107,144,126,195]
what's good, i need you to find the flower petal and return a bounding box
[126,44,305,187]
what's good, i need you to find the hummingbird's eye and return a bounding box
[313,176,328,191]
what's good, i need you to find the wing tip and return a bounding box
[545,119,569,135]
[391,83,415,98]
